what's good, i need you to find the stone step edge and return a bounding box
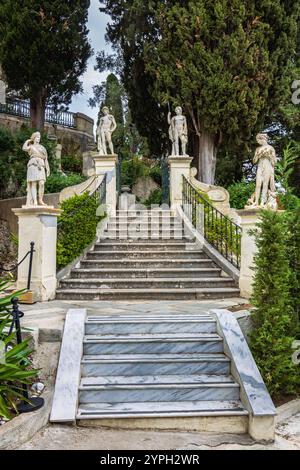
[78,383,239,391]
[57,287,240,294]
[73,268,221,274]
[83,334,222,344]
[80,374,235,386]
[61,277,234,284]
[81,354,230,364]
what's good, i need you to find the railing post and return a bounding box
[93,154,118,216]
[168,155,193,208]
[12,207,62,302]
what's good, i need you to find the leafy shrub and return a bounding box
[45,172,85,194]
[250,210,299,398]
[287,208,300,329]
[144,189,163,207]
[61,154,83,174]
[0,278,38,419]
[227,180,255,209]
[57,192,105,269]
[149,164,162,186]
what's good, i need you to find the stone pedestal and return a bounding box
[168,156,193,207]
[12,206,62,302]
[237,208,261,299]
[119,186,136,211]
[93,154,118,216]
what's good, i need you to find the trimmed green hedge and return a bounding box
[57,192,105,270]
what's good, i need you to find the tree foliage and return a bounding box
[0,1,92,129]
[99,0,300,183]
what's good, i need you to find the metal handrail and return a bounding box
[0,98,76,128]
[182,176,241,269]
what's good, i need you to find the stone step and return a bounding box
[107,222,184,229]
[102,232,186,240]
[81,353,231,376]
[80,259,215,269]
[116,210,175,216]
[59,277,236,290]
[56,287,240,301]
[79,373,234,385]
[109,217,182,224]
[83,332,223,354]
[71,267,222,279]
[92,242,197,251]
[78,380,240,404]
[86,250,207,260]
[77,400,248,420]
[85,316,217,335]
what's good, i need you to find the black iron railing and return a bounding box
[0,98,76,128]
[182,176,242,269]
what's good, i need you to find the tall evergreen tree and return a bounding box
[99,0,300,183]
[0,1,92,129]
[250,211,299,397]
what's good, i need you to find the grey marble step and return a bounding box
[56,287,240,301]
[91,243,199,252]
[85,316,216,335]
[86,251,204,260]
[80,259,215,269]
[81,353,231,376]
[116,210,175,216]
[109,218,182,225]
[71,267,222,279]
[77,400,248,419]
[79,374,234,386]
[83,332,223,354]
[60,277,236,290]
[79,381,240,403]
[106,222,184,229]
[102,232,186,240]
[96,239,195,246]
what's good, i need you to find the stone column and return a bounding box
[168,156,193,207]
[12,207,62,302]
[237,208,261,299]
[93,154,118,216]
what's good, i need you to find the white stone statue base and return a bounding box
[168,155,193,207]
[12,206,62,302]
[93,154,118,216]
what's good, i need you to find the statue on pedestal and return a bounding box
[168,106,188,156]
[22,132,50,207]
[96,106,117,155]
[246,133,278,210]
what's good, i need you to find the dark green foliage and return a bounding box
[121,157,158,189]
[149,164,162,186]
[57,193,105,269]
[144,189,163,208]
[0,1,92,129]
[287,208,300,329]
[0,126,56,199]
[99,0,300,182]
[61,154,83,174]
[45,173,86,194]
[250,211,299,398]
[227,180,256,210]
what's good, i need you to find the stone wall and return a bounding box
[0,112,95,156]
[0,193,60,235]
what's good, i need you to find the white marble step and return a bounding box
[80,259,214,269]
[80,374,236,386]
[81,353,231,376]
[72,267,221,279]
[77,400,248,419]
[86,251,205,259]
[85,316,217,335]
[83,332,223,354]
[78,381,240,403]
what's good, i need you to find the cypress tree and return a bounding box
[250,210,299,398]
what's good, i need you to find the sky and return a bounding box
[69,0,113,134]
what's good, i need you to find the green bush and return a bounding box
[0,278,38,419]
[57,192,105,269]
[61,154,83,174]
[249,210,299,398]
[227,180,256,209]
[287,208,300,329]
[149,164,162,186]
[144,189,163,207]
[121,156,162,189]
[45,172,85,194]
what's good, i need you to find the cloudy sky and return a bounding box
[69,0,113,134]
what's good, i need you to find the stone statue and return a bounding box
[96,106,117,155]
[168,106,188,156]
[22,132,50,207]
[246,133,278,209]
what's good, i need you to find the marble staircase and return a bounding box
[77,312,248,428]
[56,210,240,300]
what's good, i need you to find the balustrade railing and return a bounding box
[182,176,241,269]
[0,98,76,128]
